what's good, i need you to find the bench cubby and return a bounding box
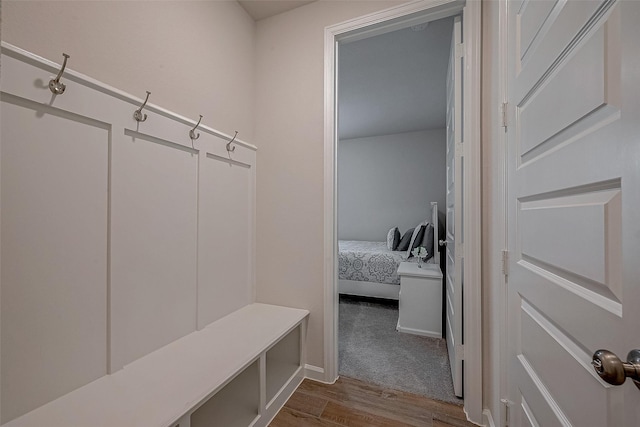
[190,359,260,427]
[266,324,302,406]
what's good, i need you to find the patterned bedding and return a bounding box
[338,240,408,285]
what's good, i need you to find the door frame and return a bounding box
[323,0,483,423]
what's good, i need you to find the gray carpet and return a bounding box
[339,295,462,405]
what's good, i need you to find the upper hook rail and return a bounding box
[190,115,203,140]
[49,53,70,95]
[226,131,238,153]
[133,91,151,122]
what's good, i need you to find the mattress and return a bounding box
[338,240,408,285]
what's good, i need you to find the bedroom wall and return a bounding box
[254,0,405,370]
[1,0,255,141]
[338,129,446,242]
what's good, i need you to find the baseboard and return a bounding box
[339,280,399,300]
[304,364,328,382]
[396,323,442,339]
[483,408,496,427]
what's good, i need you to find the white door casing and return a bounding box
[325,1,483,422]
[506,1,640,426]
[445,14,464,398]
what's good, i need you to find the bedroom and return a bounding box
[336,15,460,404]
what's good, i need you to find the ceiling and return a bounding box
[338,17,454,140]
[237,0,316,21]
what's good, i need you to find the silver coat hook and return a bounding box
[226,131,238,153]
[49,53,70,95]
[133,91,151,122]
[190,115,203,140]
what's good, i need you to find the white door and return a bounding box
[507,1,640,425]
[445,15,463,398]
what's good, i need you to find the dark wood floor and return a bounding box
[269,377,477,427]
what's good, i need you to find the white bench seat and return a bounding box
[4,303,309,427]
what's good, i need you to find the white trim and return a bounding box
[339,280,400,300]
[481,0,509,423]
[324,0,483,424]
[461,1,483,424]
[303,364,329,383]
[396,324,442,339]
[323,20,340,390]
[498,2,510,425]
[484,408,497,427]
[0,40,3,426]
[0,42,257,152]
[328,0,465,45]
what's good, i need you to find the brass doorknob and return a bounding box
[591,349,640,389]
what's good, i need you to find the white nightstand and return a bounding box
[396,262,443,338]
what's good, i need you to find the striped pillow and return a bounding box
[386,227,401,250]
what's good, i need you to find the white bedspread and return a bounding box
[338,240,408,285]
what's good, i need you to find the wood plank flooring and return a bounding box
[269,377,478,427]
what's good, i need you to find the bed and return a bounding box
[339,202,440,300]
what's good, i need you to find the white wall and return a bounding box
[2,0,482,397]
[338,129,445,241]
[254,1,504,420]
[1,1,256,422]
[254,0,405,370]
[1,0,407,381]
[1,0,255,141]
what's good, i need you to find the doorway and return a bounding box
[335,15,457,403]
[323,0,482,423]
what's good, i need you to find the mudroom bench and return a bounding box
[3,303,309,427]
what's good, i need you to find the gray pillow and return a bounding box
[407,221,428,257]
[396,228,414,251]
[420,224,435,259]
[386,227,401,250]
[408,225,426,257]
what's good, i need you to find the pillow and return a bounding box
[386,227,401,250]
[408,225,426,256]
[396,228,414,251]
[420,223,435,259]
[407,221,429,257]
